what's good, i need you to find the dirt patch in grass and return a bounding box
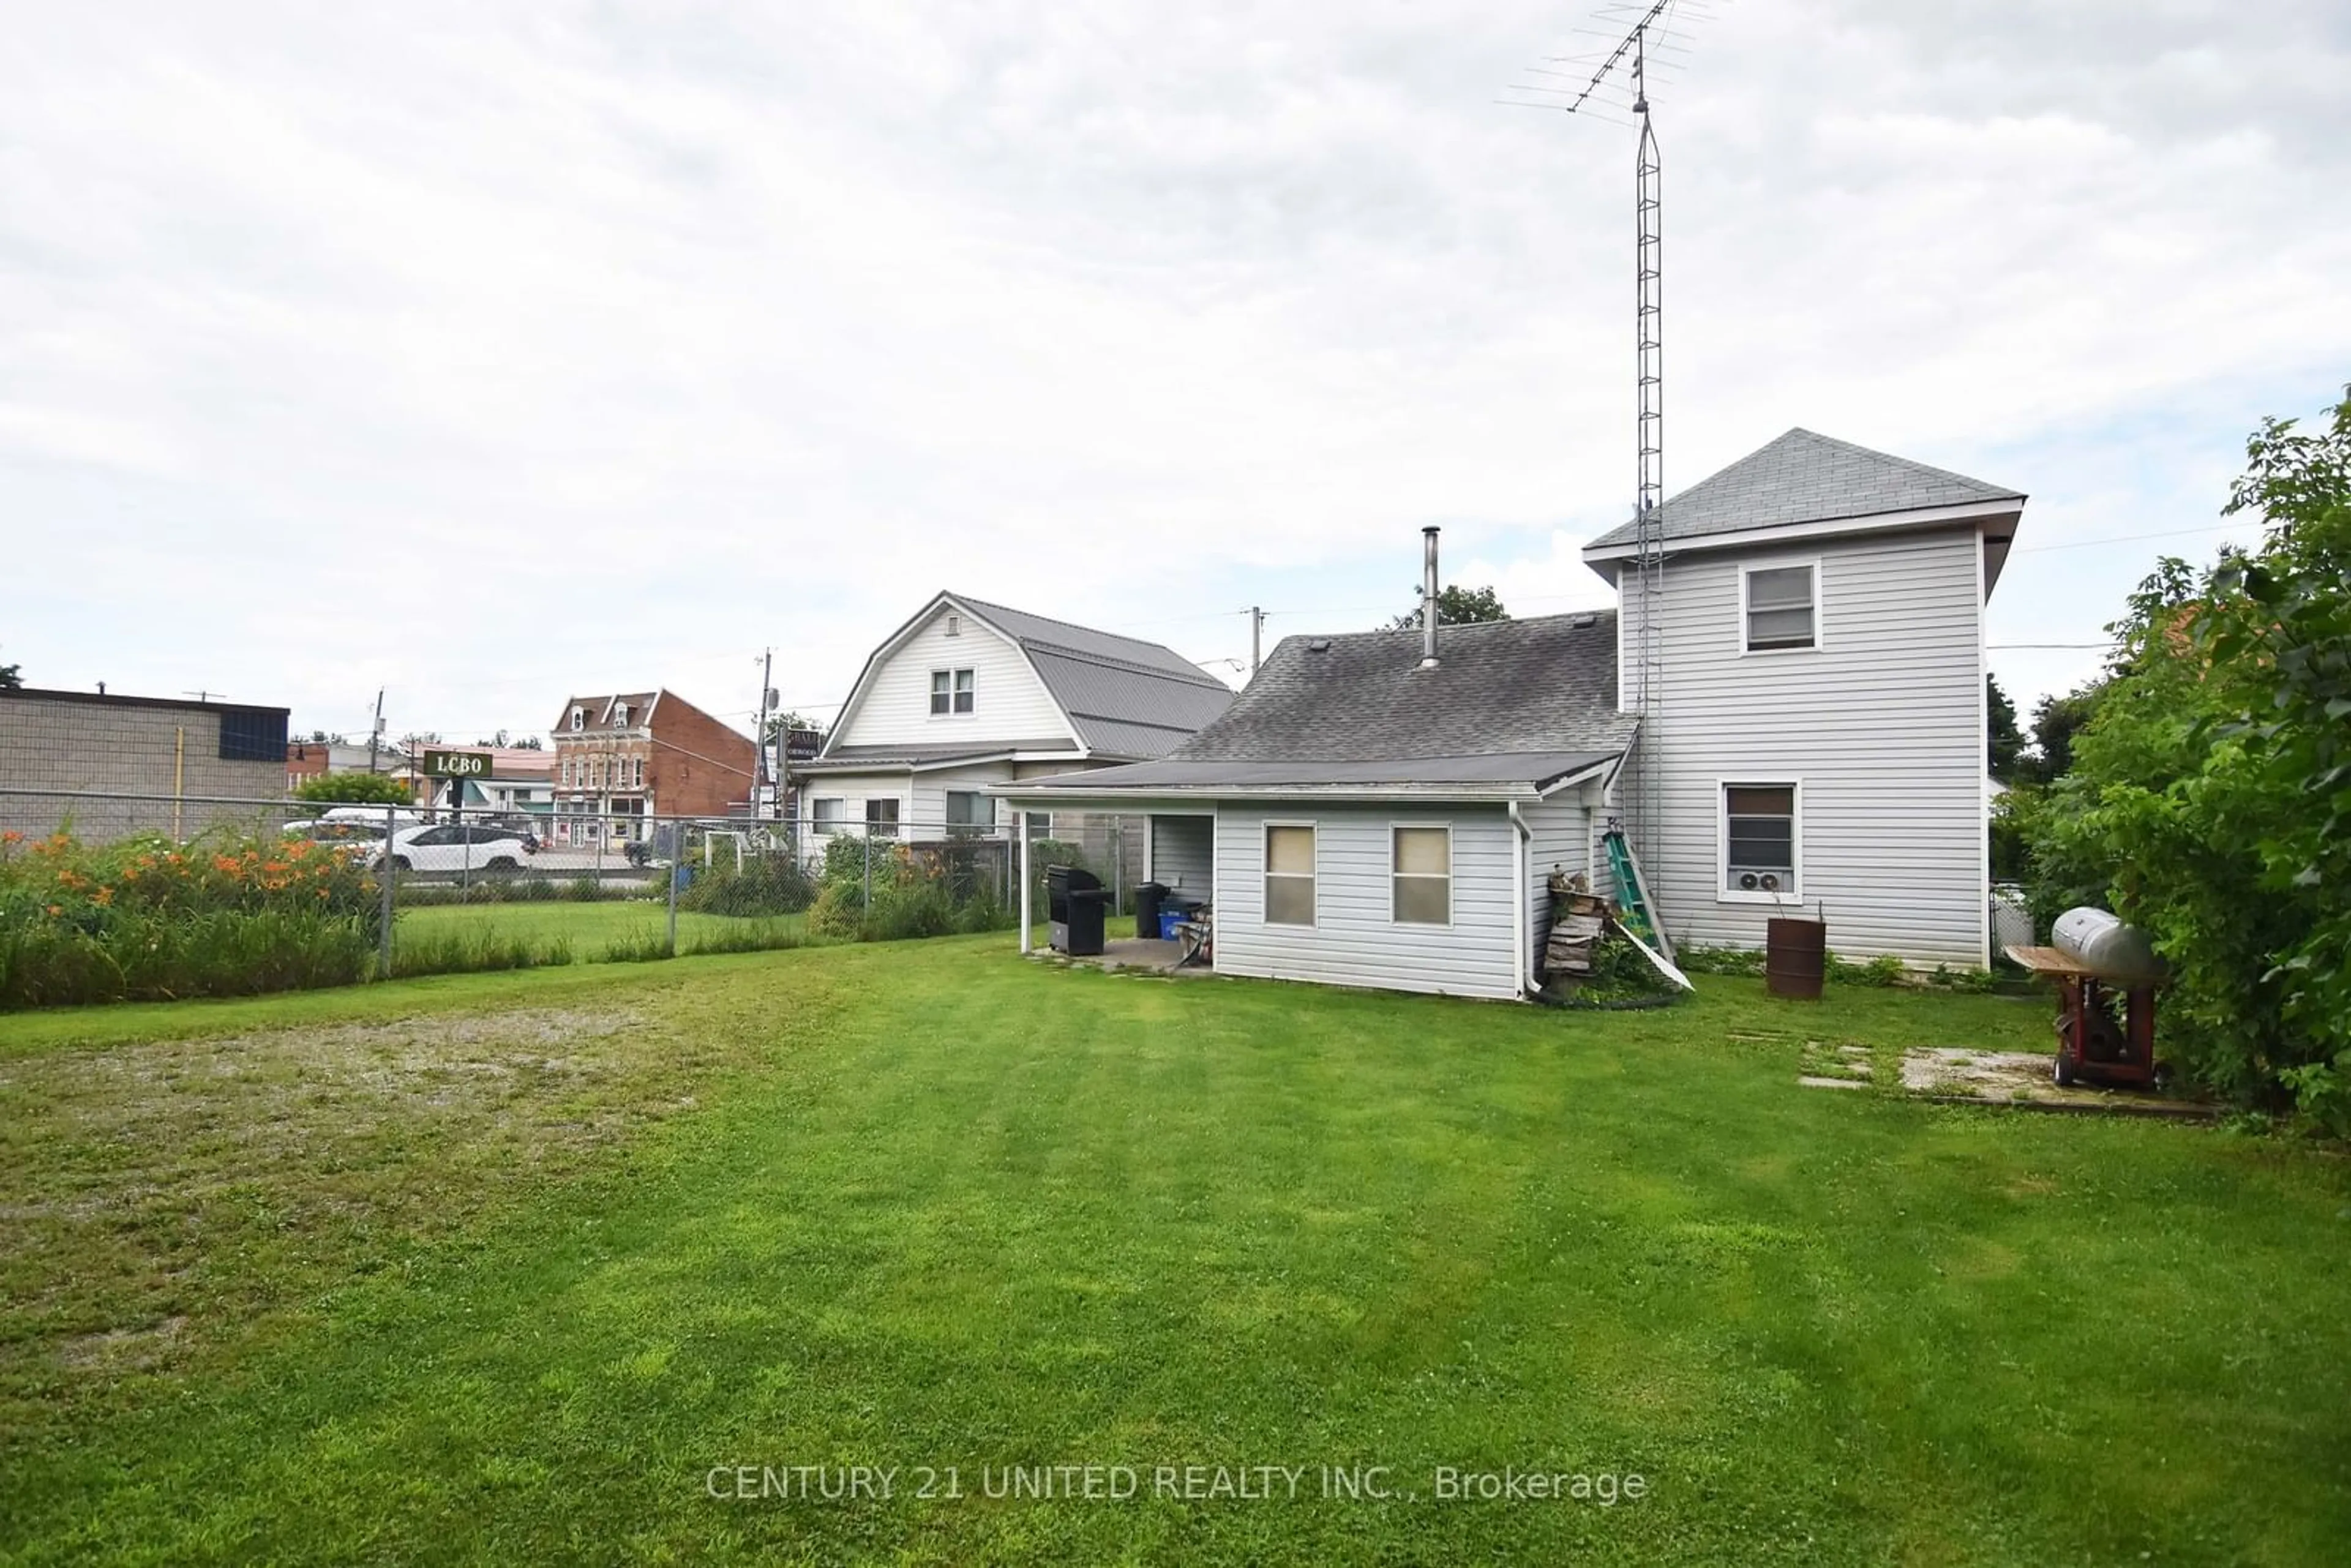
[0,999,773,1457]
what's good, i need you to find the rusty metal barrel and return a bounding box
[1765,917,1827,1000]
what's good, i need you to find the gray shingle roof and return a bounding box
[1584,428,2024,552]
[949,593,1235,760]
[1011,612,1632,795]
[1010,750,1621,793]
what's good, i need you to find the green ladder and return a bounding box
[1601,828,1673,960]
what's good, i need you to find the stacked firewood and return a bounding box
[1542,870,1611,981]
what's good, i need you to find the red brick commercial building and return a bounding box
[549,690,756,844]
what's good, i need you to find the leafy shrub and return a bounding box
[806,882,864,940]
[679,855,814,917]
[599,929,677,964]
[291,771,412,805]
[2017,391,2351,1130]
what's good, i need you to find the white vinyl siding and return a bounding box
[1617,526,1987,965]
[834,605,1070,749]
[1149,814,1214,895]
[1213,804,1519,999]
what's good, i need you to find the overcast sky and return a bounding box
[4,1,2346,744]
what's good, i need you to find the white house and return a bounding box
[997,429,2024,999]
[795,592,1236,842]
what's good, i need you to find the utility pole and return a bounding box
[367,688,384,773]
[1250,607,1264,678]
[755,648,774,814]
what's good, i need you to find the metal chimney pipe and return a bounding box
[1420,526,1441,668]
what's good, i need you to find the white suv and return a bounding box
[369,822,536,874]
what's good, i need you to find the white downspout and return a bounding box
[1508,800,1531,998]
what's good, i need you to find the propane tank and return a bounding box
[2052,907,2164,981]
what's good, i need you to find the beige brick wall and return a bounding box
[1,692,288,842]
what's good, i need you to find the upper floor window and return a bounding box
[930,668,976,715]
[569,706,585,731]
[1742,563,1819,652]
[613,702,630,727]
[632,757,644,789]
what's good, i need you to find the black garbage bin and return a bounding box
[1134,881,1171,940]
[1048,865,1108,956]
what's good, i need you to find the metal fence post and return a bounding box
[666,817,681,957]
[378,804,397,978]
[863,833,872,906]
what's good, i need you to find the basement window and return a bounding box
[1742,563,1820,651]
[1264,823,1317,927]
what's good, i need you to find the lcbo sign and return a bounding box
[421,749,493,779]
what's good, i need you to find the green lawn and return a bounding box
[395,898,806,960]
[3,940,2347,1564]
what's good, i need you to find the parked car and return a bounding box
[367,822,537,874]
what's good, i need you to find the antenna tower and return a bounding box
[1503,0,1712,866]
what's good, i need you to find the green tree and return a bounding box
[1986,675,2024,778]
[2020,388,2351,1129]
[292,771,413,806]
[1388,585,1509,630]
[762,710,823,743]
[2014,682,2105,786]
[0,662,21,690]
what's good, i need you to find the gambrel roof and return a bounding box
[1584,428,2024,553]
[815,591,1234,767]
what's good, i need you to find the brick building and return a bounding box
[549,689,756,844]
[1,687,290,842]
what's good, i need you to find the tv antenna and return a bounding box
[1502,1,1717,866]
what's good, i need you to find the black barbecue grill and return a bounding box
[1046,865,1108,956]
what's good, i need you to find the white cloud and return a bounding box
[2,0,2345,735]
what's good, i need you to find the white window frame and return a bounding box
[864,797,901,838]
[1388,822,1455,927]
[945,789,994,830]
[569,706,585,732]
[811,797,844,834]
[1717,778,1804,905]
[1262,820,1319,929]
[929,667,977,717]
[1739,558,1824,655]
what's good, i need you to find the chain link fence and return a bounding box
[1,787,1145,1005]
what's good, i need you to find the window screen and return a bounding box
[1392,827,1452,925]
[1745,566,1817,650]
[1265,825,1316,926]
